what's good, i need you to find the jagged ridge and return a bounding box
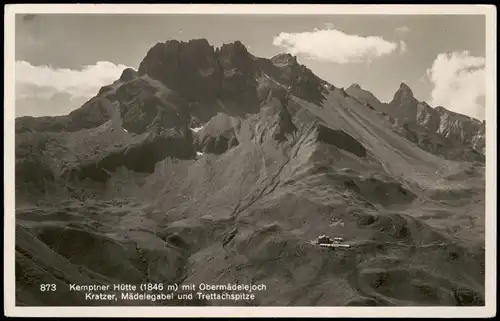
[14,38,485,307]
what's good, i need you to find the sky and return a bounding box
[15,13,487,120]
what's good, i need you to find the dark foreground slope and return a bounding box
[15,40,485,307]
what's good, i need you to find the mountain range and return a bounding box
[15,39,485,306]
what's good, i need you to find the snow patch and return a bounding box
[190,126,204,133]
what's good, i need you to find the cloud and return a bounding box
[399,41,407,54]
[426,51,486,120]
[15,60,132,117]
[272,28,403,64]
[395,25,410,33]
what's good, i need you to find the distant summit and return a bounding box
[119,68,138,82]
[397,82,414,96]
[271,53,298,66]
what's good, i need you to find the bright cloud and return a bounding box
[399,41,407,54]
[272,28,404,64]
[15,60,132,117]
[426,51,486,120]
[395,25,410,33]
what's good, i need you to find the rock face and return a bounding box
[391,121,484,163]
[194,113,240,155]
[316,124,367,158]
[137,40,327,122]
[138,39,222,104]
[261,87,297,142]
[115,78,191,134]
[258,53,327,104]
[137,39,260,120]
[387,83,419,122]
[119,68,138,82]
[432,106,486,154]
[346,84,383,111]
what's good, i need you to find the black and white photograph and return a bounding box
[4,4,496,318]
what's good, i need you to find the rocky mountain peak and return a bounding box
[387,82,418,121]
[15,35,486,308]
[384,85,485,155]
[217,40,255,75]
[399,82,412,91]
[271,53,298,66]
[217,40,249,56]
[433,106,448,114]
